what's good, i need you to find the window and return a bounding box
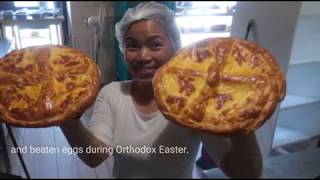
[175,1,237,47]
[47,2,55,9]
[2,1,61,49]
[13,1,55,9]
[14,1,39,8]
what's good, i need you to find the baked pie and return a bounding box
[153,37,286,135]
[0,45,100,127]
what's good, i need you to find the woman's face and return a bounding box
[124,20,176,80]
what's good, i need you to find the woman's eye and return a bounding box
[125,38,139,46]
[150,43,163,50]
[126,43,140,50]
[126,43,136,48]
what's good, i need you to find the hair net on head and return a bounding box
[115,1,181,53]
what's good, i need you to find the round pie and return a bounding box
[0,45,100,127]
[153,37,286,135]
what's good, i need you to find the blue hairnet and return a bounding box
[115,1,181,53]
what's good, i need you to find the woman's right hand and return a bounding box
[59,117,109,168]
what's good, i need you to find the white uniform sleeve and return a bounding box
[87,85,114,147]
[200,133,231,166]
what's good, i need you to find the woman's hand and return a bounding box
[219,132,263,178]
[60,117,109,168]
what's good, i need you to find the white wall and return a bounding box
[290,2,320,65]
[230,1,301,159]
[286,2,320,96]
[300,2,320,16]
[231,1,301,74]
[290,16,320,64]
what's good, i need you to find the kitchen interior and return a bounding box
[0,1,319,179]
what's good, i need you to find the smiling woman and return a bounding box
[60,2,262,179]
[123,20,175,80]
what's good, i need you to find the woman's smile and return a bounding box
[134,66,158,77]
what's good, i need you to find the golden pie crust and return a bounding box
[0,45,100,127]
[153,37,286,135]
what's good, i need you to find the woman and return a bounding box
[60,2,262,178]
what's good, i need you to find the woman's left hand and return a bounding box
[219,132,263,178]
